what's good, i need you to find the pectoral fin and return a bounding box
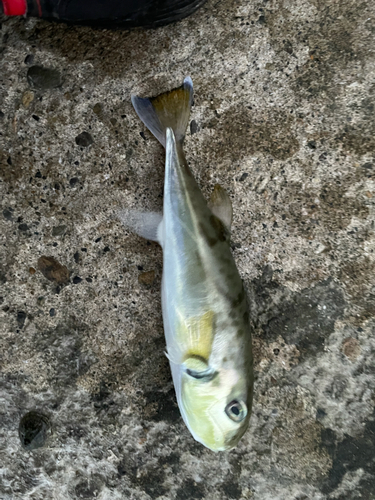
[208,184,233,233]
[118,209,163,244]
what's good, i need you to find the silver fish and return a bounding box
[121,77,253,451]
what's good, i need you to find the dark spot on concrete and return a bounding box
[158,452,181,472]
[207,106,299,161]
[38,256,70,284]
[247,267,345,359]
[324,375,347,399]
[316,408,326,420]
[285,178,369,237]
[266,280,345,356]
[24,54,34,65]
[221,480,242,499]
[239,172,248,181]
[32,114,40,121]
[33,320,86,385]
[320,408,375,496]
[118,453,168,498]
[269,2,362,100]
[339,257,375,322]
[140,469,167,498]
[176,478,205,500]
[75,131,94,147]
[69,177,79,186]
[49,308,55,317]
[52,225,67,236]
[73,276,82,284]
[73,251,80,263]
[18,223,29,232]
[17,311,27,329]
[27,65,62,90]
[74,478,102,499]
[336,123,375,156]
[190,119,199,134]
[3,207,14,220]
[143,388,180,423]
[0,269,7,284]
[19,411,51,450]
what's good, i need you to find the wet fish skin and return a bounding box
[121,77,253,451]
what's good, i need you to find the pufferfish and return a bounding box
[120,77,253,451]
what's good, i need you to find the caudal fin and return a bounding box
[131,76,193,148]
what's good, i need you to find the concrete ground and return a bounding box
[0,0,374,498]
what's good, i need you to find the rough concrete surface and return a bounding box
[0,0,375,498]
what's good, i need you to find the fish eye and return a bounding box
[225,400,247,423]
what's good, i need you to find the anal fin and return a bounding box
[118,209,163,244]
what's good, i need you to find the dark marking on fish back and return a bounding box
[198,222,219,248]
[232,287,246,308]
[209,215,227,242]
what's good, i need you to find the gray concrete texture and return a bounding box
[0,0,374,498]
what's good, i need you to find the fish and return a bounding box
[121,77,253,451]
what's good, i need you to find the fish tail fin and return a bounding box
[131,76,193,147]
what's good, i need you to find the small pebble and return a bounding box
[341,337,361,361]
[49,308,55,317]
[17,311,27,329]
[138,270,155,285]
[3,208,14,221]
[22,90,34,108]
[27,65,62,90]
[190,120,199,135]
[37,256,69,284]
[75,131,93,147]
[52,225,67,237]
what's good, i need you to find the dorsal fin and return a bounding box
[208,184,233,233]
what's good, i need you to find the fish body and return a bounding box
[124,77,253,451]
